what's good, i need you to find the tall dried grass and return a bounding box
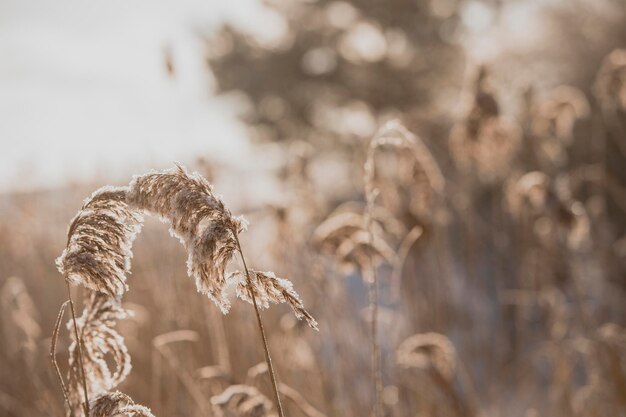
[51,165,316,417]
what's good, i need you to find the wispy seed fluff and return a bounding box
[67,292,131,415]
[232,270,318,330]
[127,165,247,313]
[56,186,143,297]
[89,391,154,417]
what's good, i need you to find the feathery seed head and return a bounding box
[57,186,143,297]
[233,270,318,330]
[127,165,246,313]
[89,391,155,417]
[67,292,131,414]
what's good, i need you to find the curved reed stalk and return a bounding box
[247,362,328,417]
[211,385,275,417]
[152,330,209,415]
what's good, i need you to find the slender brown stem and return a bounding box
[366,214,383,417]
[233,232,285,417]
[65,281,90,416]
[50,300,73,416]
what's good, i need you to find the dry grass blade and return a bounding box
[195,365,232,384]
[66,282,91,417]
[278,383,327,417]
[211,385,276,417]
[152,330,210,415]
[50,300,71,413]
[391,226,424,300]
[1,276,41,362]
[153,330,200,348]
[246,362,328,417]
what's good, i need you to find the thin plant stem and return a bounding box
[65,281,90,417]
[233,232,285,417]
[50,300,73,416]
[366,209,383,417]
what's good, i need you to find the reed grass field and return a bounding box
[1,1,625,417]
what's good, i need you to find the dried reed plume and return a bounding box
[449,67,521,183]
[397,333,474,417]
[364,119,444,206]
[313,209,398,274]
[365,120,444,225]
[57,186,143,297]
[232,270,318,329]
[67,292,131,415]
[211,385,276,417]
[531,86,589,145]
[89,391,154,417]
[529,86,589,168]
[506,171,591,251]
[127,165,246,313]
[128,164,317,416]
[53,164,316,417]
[397,332,456,380]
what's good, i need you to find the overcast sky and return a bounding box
[0,0,550,193]
[0,0,283,192]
